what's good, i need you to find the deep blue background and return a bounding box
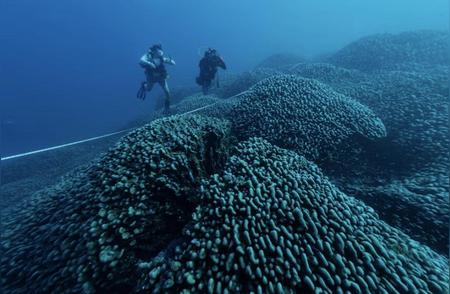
[0,0,448,156]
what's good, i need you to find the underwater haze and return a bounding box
[1,1,450,294]
[0,0,448,156]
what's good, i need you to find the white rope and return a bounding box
[1,128,134,161]
[287,62,307,71]
[1,90,250,162]
[179,103,219,116]
[179,89,250,116]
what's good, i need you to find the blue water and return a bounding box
[0,0,448,156]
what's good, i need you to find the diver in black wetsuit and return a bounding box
[196,48,227,95]
[137,44,176,113]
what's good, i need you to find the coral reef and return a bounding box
[288,61,449,254]
[141,138,449,293]
[335,162,449,255]
[292,63,449,166]
[361,70,449,164]
[328,30,450,71]
[229,74,386,161]
[1,115,231,293]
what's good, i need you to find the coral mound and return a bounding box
[142,138,449,293]
[329,30,450,71]
[362,70,449,164]
[0,115,231,293]
[337,162,449,255]
[290,62,449,254]
[230,74,386,160]
[291,63,449,166]
[289,62,449,253]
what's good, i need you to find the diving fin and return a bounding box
[137,82,147,100]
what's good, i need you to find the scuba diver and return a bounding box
[196,48,227,95]
[137,44,176,113]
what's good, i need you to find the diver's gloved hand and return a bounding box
[165,56,176,65]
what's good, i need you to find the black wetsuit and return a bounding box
[196,55,226,94]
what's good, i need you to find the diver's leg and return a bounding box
[145,80,155,92]
[204,79,212,95]
[202,84,208,95]
[160,80,171,112]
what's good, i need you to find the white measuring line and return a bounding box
[1,90,250,162]
[1,128,134,161]
[178,89,249,116]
